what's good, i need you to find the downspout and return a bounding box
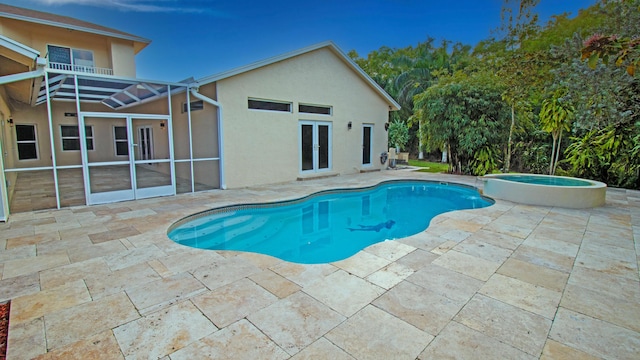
[189,88,226,190]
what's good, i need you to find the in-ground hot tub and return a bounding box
[481,173,606,208]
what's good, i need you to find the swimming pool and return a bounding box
[168,180,493,264]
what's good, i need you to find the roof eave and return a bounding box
[0,11,151,46]
[193,41,401,111]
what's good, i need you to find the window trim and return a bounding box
[248,98,292,113]
[298,103,333,116]
[16,124,39,161]
[113,125,129,157]
[60,124,94,152]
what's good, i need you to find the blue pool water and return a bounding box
[491,174,594,186]
[168,180,493,264]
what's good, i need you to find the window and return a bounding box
[47,45,95,70]
[248,99,291,112]
[114,126,129,156]
[299,104,332,115]
[61,125,94,151]
[182,100,204,113]
[16,124,38,160]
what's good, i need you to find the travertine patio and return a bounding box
[1,170,639,359]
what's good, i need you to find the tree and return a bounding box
[539,88,574,175]
[581,0,640,76]
[413,70,509,175]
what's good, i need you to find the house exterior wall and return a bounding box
[217,47,390,188]
[0,18,137,77]
[108,39,136,77]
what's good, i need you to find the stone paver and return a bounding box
[247,291,345,356]
[1,171,639,359]
[113,300,217,359]
[326,305,432,360]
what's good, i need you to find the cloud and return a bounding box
[28,0,228,15]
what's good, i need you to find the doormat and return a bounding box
[0,301,9,360]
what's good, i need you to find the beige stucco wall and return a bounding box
[217,47,391,189]
[0,18,137,77]
[109,39,136,77]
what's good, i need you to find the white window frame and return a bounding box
[113,125,129,157]
[60,125,94,152]
[15,124,39,161]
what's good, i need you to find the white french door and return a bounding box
[79,113,174,205]
[138,126,154,161]
[300,121,332,173]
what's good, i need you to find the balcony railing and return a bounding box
[48,62,114,76]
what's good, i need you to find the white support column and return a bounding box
[73,75,91,205]
[186,90,194,193]
[44,71,61,209]
[166,85,176,195]
[189,89,225,190]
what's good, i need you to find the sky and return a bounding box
[3,0,598,82]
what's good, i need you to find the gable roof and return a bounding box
[194,41,401,111]
[0,4,150,53]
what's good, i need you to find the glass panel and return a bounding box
[116,142,129,156]
[85,117,131,195]
[8,170,56,213]
[299,104,331,115]
[86,138,94,150]
[318,124,329,170]
[192,116,218,159]
[48,45,71,64]
[248,99,291,112]
[72,49,94,67]
[16,125,35,141]
[175,162,192,194]
[136,163,171,189]
[137,127,153,161]
[301,124,313,171]
[114,126,128,140]
[17,143,37,160]
[89,165,131,193]
[61,125,79,137]
[58,168,86,207]
[363,126,371,164]
[193,161,219,191]
[62,138,80,151]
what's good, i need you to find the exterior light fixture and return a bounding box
[7,118,13,126]
[160,121,166,129]
[347,121,352,130]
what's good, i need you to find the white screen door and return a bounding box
[79,113,174,205]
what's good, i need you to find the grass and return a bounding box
[407,159,449,173]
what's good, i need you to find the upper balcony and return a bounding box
[47,61,114,76]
